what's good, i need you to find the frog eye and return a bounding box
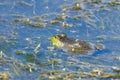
[54,36,59,39]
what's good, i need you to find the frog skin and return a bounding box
[51,33,94,55]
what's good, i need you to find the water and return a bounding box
[0,0,120,80]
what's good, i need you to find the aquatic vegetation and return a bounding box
[39,73,47,79]
[61,22,72,28]
[70,2,82,10]
[100,73,120,78]
[0,72,9,80]
[30,22,45,28]
[50,20,59,24]
[12,19,21,23]
[16,50,24,55]
[48,75,61,79]
[48,59,60,65]
[73,15,82,20]
[81,69,120,79]
[22,18,31,25]
[54,13,67,21]
[112,67,120,73]
[63,72,79,79]
[95,43,105,50]
[21,64,35,73]
[12,14,24,18]
[31,16,41,21]
[109,1,120,6]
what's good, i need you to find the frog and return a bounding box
[51,33,94,55]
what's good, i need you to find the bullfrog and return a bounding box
[51,33,94,55]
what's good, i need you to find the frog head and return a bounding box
[51,35,65,49]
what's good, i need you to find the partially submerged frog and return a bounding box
[51,33,94,55]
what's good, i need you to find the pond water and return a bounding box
[0,0,120,80]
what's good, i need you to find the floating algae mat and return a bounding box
[0,0,120,80]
